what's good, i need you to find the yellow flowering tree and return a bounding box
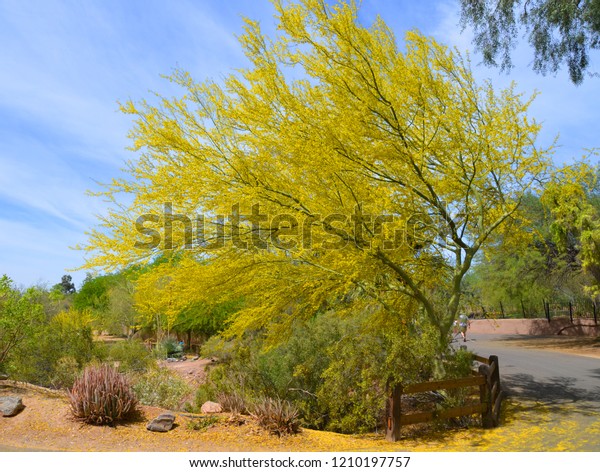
[542,162,600,299]
[81,0,551,348]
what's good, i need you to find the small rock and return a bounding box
[191,356,200,361]
[147,412,176,432]
[201,401,222,414]
[0,373,8,381]
[0,396,25,417]
[166,357,178,362]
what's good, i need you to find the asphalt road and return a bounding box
[464,334,600,406]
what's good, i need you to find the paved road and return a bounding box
[464,334,600,405]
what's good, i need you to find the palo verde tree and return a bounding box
[542,161,600,298]
[81,0,552,350]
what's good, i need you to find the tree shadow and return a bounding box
[588,368,600,380]
[502,372,600,410]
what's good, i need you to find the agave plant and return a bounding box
[68,364,138,425]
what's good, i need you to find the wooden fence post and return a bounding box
[489,355,501,426]
[386,384,403,442]
[478,363,494,428]
[569,301,574,323]
[499,301,505,319]
[594,301,598,325]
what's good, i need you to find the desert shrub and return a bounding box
[68,364,138,425]
[132,367,191,409]
[8,309,96,387]
[201,310,439,433]
[251,397,300,436]
[217,391,248,415]
[108,339,154,373]
[49,356,81,389]
[442,348,475,379]
[187,415,220,431]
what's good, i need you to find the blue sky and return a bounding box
[1,0,599,289]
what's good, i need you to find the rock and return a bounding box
[0,396,25,417]
[147,412,176,432]
[201,401,222,414]
[191,356,200,361]
[0,373,8,381]
[166,357,178,362]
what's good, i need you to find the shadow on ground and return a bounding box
[503,372,600,412]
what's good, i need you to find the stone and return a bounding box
[0,396,25,417]
[0,373,8,381]
[201,401,222,414]
[191,356,200,361]
[146,412,176,432]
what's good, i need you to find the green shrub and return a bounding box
[157,337,182,358]
[251,397,300,436]
[201,310,439,434]
[68,364,138,425]
[49,356,80,389]
[8,312,96,388]
[187,415,220,431]
[132,367,191,410]
[108,340,154,373]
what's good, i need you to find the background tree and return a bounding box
[56,274,76,295]
[81,0,552,350]
[542,161,600,298]
[0,275,45,368]
[460,0,600,84]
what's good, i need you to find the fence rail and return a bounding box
[386,354,503,441]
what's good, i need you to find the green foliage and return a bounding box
[132,367,192,410]
[460,0,600,84]
[0,275,45,368]
[442,349,475,380]
[73,273,112,312]
[201,311,438,433]
[173,298,241,340]
[251,397,300,436]
[155,337,184,359]
[7,309,96,387]
[187,415,220,431]
[50,356,81,389]
[108,340,154,373]
[68,364,138,425]
[465,185,597,315]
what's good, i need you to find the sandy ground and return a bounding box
[2,337,600,452]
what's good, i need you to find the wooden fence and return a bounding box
[386,354,503,441]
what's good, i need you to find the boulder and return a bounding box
[146,412,176,432]
[0,396,24,417]
[201,401,222,414]
[0,373,8,381]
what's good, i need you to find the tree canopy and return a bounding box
[460,0,600,85]
[81,0,552,348]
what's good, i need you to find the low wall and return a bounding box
[469,318,600,336]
